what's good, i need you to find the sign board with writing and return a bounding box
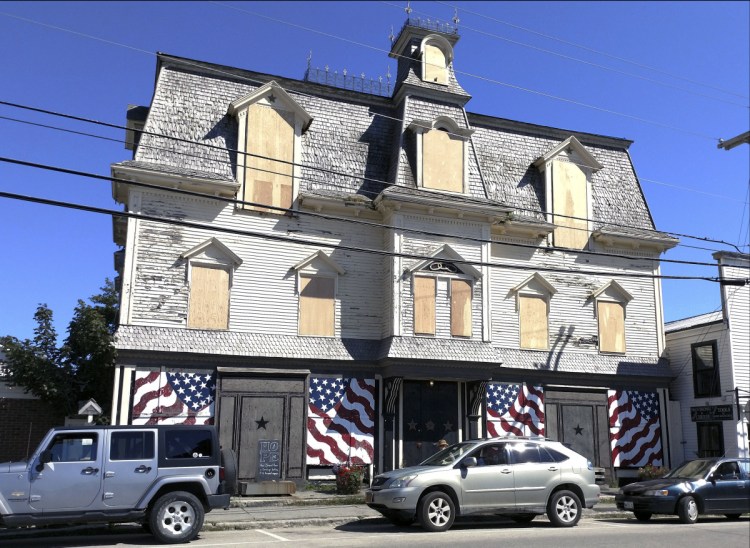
[257,439,282,480]
[690,405,733,422]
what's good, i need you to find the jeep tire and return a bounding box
[149,491,205,544]
[221,447,239,496]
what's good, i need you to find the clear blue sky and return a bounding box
[0,1,748,342]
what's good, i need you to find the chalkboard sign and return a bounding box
[257,439,281,480]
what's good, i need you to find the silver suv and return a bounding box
[0,425,236,543]
[366,437,600,532]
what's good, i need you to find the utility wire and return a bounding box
[0,6,723,142]
[1,188,745,285]
[1,99,742,252]
[380,2,748,109]
[5,154,746,272]
[436,1,749,101]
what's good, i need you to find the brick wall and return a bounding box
[0,398,65,462]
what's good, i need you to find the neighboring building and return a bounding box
[665,251,750,461]
[0,347,64,462]
[110,18,679,491]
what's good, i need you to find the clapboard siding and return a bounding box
[665,322,735,458]
[129,189,384,339]
[722,262,750,393]
[491,240,660,358]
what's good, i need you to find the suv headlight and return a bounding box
[644,489,670,496]
[390,474,419,488]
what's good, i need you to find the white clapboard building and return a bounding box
[109,18,679,491]
[665,252,750,462]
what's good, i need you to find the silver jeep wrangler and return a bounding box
[0,425,236,543]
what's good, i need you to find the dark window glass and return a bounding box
[510,443,541,464]
[697,422,724,458]
[472,443,507,466]
[692,341,720,397]
[47,433,98,462]
[165,429,213,459]
[542,447,570,463]
[110,431,155,460]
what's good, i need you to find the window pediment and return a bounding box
[591,280,633,304]
[406,244,481,279]
[509,273,556,312]
[533,135,602,172]
[228,81,313,132]
[180,237,242,267]
[292,250,346,276]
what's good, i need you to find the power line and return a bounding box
[210,1,721,141]
[1,99,742,251]
[1,188,745,285]
[5,154,746,272]
[435,1,749,101]
[380,2,748,109]
[0,6,723,142]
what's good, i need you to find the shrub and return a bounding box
[638,464,668,480]
[333,463,365,494]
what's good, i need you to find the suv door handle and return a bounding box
[82,467,99,475]
[548,466,559,471]
[500,468,512,474]
[135,465,152,473]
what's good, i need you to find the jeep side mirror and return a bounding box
[462,456,477,468]
[36,450,52,471]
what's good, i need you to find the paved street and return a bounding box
[3,516,748,547]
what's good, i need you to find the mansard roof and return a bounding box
[123,52,659,235]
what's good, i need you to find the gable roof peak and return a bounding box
[534,135,603,172]
[228,80,313,132]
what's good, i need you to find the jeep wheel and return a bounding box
[149,491,205,544]
[547,490,582,527]
[221,447,239,496]
[418,491,455,532]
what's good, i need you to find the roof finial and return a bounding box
[405,1,412,16]
[453,8,460,29]
[306,50,312,71]
[389,25,395,44]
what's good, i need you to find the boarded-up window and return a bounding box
[423,44,448,84]
[413,276,436,335]
[552,160,589,249]
[597,301,625,353]
[244,103,294,212]
[520,295,548,350]
[299,276,335,337]
[188,265,229,330]
[423,128,463,192]
[450,279,472,337]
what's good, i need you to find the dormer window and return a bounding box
[409,117,474,194]
[534,136,603,251]
[510,273,557,350]
[420,34,453,85]
[591,280,633,354]
[180,238,243,330]
[292,251,345,337]
[228,82,312,214]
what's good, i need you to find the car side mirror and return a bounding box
[36,450,52,472]
[462,457,477,468]
[708,472,718,483]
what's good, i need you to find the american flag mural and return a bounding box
[306,376,375,465]
[608,389,663,467]
[131,370,216,425]
[486,383,545,437]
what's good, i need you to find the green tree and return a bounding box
[1,280,118,420]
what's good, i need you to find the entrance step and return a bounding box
[239,480,297,496]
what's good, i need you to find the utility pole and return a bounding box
[717,131,750,150]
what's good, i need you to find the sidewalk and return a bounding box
[202,487,625,531]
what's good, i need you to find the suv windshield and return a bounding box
[665,459,716,480]
[420,442,479,466]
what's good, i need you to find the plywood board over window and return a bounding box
[597,301,625,353]
[188,265,230,330]
[413,276,436,335]
[299,276,335,337]
[423,129,463,193]
[423,44,448,84]
[553,160,589,249]
[450,279,472,337]
[245,103,294,212]
[520,295,548,350]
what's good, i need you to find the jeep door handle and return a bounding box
[135,465,152,473]
[82,467,99,475]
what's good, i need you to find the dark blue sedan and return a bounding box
[615,457,750,523]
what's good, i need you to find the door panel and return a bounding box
[238,396,285,482]
[103,430,157,508]
[402,381,458,467]
[560,405,595,463]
